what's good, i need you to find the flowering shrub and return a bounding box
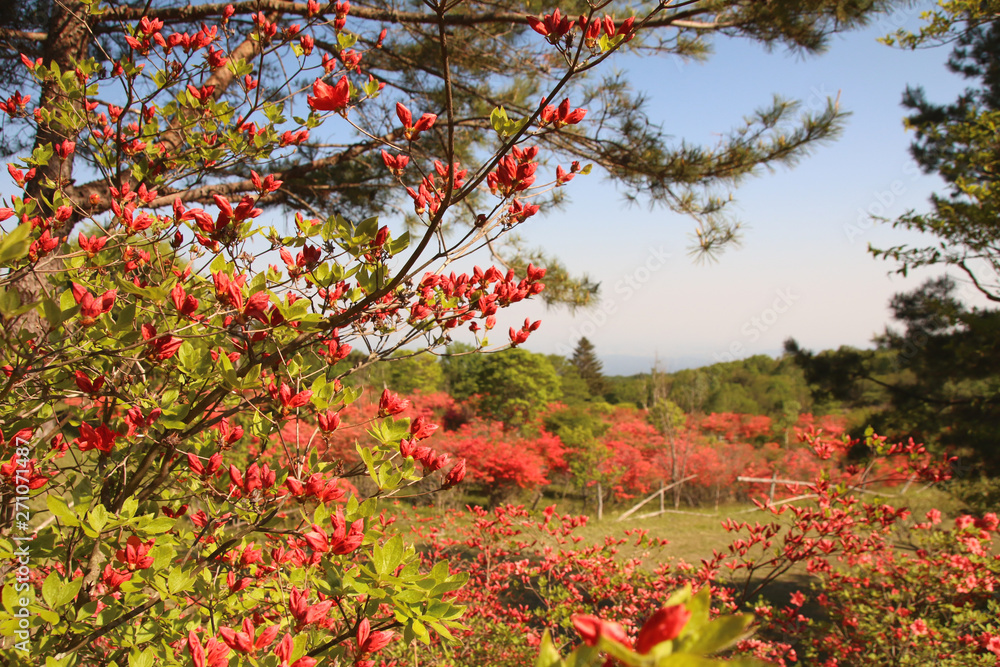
[797,510,1000,665]
[0,1,991,665]
[0,1,658,663]
[385,428,998,667]
[544,587,765,667]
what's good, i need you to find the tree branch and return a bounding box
[95,0,715,32]
[0,28,48,42]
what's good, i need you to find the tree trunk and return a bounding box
[14,1,91,339]
[596,481,603,521]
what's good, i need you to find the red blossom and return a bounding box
[187,452,223,477]
[571,614,631,648]
[539,98,587,127]
[381,150,410,176]
[378,388,409,416]
[115,535,154,570]
[356,617,394,655]
[409,415,438,440]
[78,232,109,257]
[101,563,131,590]
[0,454,47,490]
[289,587,334,628]
[268,381,313,411]
[140,323,184,360]
[634,604,692,653]
[188,631,232,667]
[170,283,200,317]
[308,76,350,112]
[71,283,116,324]
[330,507,365,554]
[396,102,437,140]
[317,410,341,432]
[75,422,119,454]
[442,459,466,488]
[527,9,574,43]
[74,369,105,395]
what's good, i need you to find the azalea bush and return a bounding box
[0,1,664,664]
[281,391,855,512]
[281,390,567,505]
[0,0,989,665]
[388,427,1000,667]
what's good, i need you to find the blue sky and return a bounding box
[490,4,986,375]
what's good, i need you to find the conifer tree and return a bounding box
[572,337,607,398]
[876,4,1000,300]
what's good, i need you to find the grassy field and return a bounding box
[431,482,966,562]
[395,481,971,612]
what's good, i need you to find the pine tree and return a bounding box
[875,7,1000,301]
[572,337,607,398]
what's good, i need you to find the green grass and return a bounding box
[393,482,970,600]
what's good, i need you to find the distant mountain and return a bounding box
[602,350,784,376]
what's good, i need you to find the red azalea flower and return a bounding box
[378,388,409,416]
[308,75,349,111]
[571,614,631,648]
[634,604,692,653]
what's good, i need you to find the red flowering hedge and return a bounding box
[0,1,646,663]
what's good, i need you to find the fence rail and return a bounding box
[617,475,697,522]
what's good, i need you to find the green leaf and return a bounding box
[40,297,60,325]
[0,223,31,264]
[371,543,386,576]
[313,501,330,526]
[354,216,379,242]
[410,618,430,645]
[36,607,60,625]
[652,654,720,667]
[337,31,358,50]
[490,106,509,134]
[111,302,136,332]
[139,516,175,534]
[46,495,79,526]
[120,497,139,519]
[88,504,108,533]
[42,572,82,609]
[357,497,378,518]
[565,644,601,667]
[150,545,174,571]
[382,534,404,573]
[0,288,22,316]
[677,614,753,655]
[2,579,23,613]
[167,568,194,594]
[359,446,378,485]
[388,230,410,255]
[59,287,76,312]
[535,630,564,667]
[128,648,155,667]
